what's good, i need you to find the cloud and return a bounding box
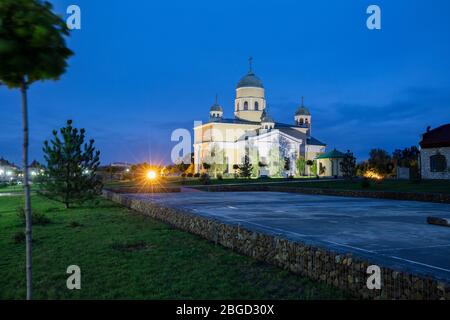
[270,86,450,160]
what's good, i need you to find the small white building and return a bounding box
[315,149,346,177]
[419,124,450,180]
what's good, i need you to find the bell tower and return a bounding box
[234,58,266,122]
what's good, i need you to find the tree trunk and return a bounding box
[20,79,32,300]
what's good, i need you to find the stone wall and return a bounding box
[195,184,450,204]
[421,147,450,180]
[103,190,450,300]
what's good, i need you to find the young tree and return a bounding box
[306,160,314,177]
[202,162,211,173]
[311,160,318,176]
[296,156,306,176]
[0,0,73,299]
[239,155,253,179]
[340,150,356,180]
[41,120,102,209]
[284,157,291,173]
[232,164,239,178]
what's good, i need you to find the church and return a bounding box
[193,60,328,177]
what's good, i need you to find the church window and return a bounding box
[305,118,309,124]
[430,154,447,172]
[255,101,259,110]
[299,118,304,125]
[244,101,248,110]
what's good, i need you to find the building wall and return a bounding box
[420,147,450,180]
[234,87,266,122]
[194,125,326,176]
[317,158,343,177]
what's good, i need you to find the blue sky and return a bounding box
[1,0,450,165]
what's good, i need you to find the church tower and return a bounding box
[234,58,266,122]
[209,95,223,122]
[295,97,312,135]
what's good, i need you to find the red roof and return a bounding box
[420,124,450,148]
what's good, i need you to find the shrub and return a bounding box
[187,173,193,178]
[17,206,51,226]
[12,231,25,244]
[288,175,294,180]
[194,173,200,178]
[181,173,186,178]
[361,178,371,189]
[199,173,210,185]
[216,173,223,180]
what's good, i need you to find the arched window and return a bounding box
[430,154,447,172]
[254,101,259,110]
[305,118,309,124]
[244,101,248,110]
[236,102,239,111]
[299,118,304,125]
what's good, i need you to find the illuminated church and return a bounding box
[193,60,327,177]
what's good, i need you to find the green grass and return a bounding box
[0,184,39,194]
[105,178,450,195]
[269,179,450,194]
[0,195,348,300]
[0,184,23,193]
[104,177,313,189]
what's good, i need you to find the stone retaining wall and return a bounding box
[195,184,450,204]
[103,190,450,300]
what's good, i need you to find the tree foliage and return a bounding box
[340,150,356,180]
[40,120,102,208]
[368,148,393,176]
[239,155,253,179]
[0,0,73,87]
[284,157,291,172]
[296,156,306,176]
[392,146,419,168]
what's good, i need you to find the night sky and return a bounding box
[1,0,450,166]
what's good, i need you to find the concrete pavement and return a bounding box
[129,191,450,282]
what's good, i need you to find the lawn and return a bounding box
[267,179,450,194]
[104,177,314,190]
[0,195,348,300]
[105,178,450,195]
[0,184,24,193]
[0,184,39,194]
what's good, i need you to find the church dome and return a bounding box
[295,106,310,116]
[237,71,264,89]
[261,110,274,123]
[295,97,311,116]
[210,103,222,112]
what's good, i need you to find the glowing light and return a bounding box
[146,170,157,180]
[0,169,4,175]
[364,170,383,180]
